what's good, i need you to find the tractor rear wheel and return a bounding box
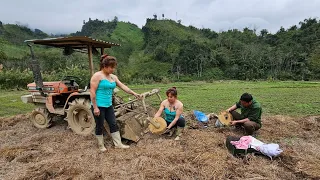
[67,98,95,136]
[30,107,52,128]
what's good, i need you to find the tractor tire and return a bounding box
[67,98,95,136]
[30,107,52,129]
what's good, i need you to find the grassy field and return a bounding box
[0,90,35,117]
[132,80,320,116]
[1,80,320,179]
[1,80,320,117]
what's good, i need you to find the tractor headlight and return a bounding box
[28,87,37,90]
[43,87,55,91]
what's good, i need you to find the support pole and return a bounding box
[88,44,94,77]
[101,47,104,55]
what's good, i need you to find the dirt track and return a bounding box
[0,114,320,180]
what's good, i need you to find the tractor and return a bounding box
[20,36,164,142]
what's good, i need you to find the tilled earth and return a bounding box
[0,113,320,180]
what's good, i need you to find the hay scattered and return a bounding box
[0,113,319,179]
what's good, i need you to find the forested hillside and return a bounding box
[0,16,320,89]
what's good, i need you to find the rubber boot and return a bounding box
[111,131,129,149]
[167,127,176,137]
[174,127,184,141]
[96,135,107,152]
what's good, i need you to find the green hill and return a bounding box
[0,23,49,59]
[111,21,144,48]
[0,24,47,45]
[141,19,219,79]
[1,17,320,89]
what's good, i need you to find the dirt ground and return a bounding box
[0,113,320,180]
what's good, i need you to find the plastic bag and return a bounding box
[193,110,208,122]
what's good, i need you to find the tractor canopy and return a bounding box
[25,36,121,76]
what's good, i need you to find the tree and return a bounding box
[278,26,285,33]
[113,16,119,23]
[309,46,320,77]
[288,25,297,31]
[299,18,317,30]
[260,29,268,38]
[3,16,320,87]
[0,21,3,35]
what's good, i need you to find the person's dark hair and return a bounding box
[166,87,177,97]
[100,54,117,70]
[240,93,253,102]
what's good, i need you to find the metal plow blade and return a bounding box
[117,112,148,142]
[104,88,161,142]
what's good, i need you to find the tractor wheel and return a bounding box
[30,108,52,129]
[67,98,95,136]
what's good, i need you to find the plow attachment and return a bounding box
[104,88,164,142]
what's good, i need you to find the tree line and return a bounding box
[1,16,320,89]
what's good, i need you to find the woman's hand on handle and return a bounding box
[132,92,141,99]
[93,107,100,116]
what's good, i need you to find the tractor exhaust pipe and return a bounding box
[28,44,46,97]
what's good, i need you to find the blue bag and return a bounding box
[193,110,208,122]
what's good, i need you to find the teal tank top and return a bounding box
[164,107,178,122]
[95,79,116,108]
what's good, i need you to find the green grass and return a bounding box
[1,43,29,59]
[146,20,211,43]
[0,90,35,117]
[130,80,320,117]
[111,22,144,47]
[1,81,320,117]
[0,36,52,60]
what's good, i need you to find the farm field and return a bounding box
[0,81,320,179]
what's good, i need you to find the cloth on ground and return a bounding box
[257,143,283,160]
[230,136,252,149]
[249,137,264,150]
[230,136,283,159]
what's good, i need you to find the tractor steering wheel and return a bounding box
[61,76,82,86]
[62,76,82,82]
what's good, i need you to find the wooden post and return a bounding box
[100,47,104,55]
[88,44,94,77]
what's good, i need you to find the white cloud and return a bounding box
[0,0,319,34]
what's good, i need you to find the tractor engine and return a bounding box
[23,80,79,105]
[27,80,79,94]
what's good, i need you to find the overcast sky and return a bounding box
[1,0,319,34]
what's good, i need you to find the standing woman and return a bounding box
[154,87,186,140]
[90,54,140,151]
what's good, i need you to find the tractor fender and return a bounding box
[45,93,62,114]
[63,92,91,110]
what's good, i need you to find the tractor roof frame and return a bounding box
[25,36,121,76]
